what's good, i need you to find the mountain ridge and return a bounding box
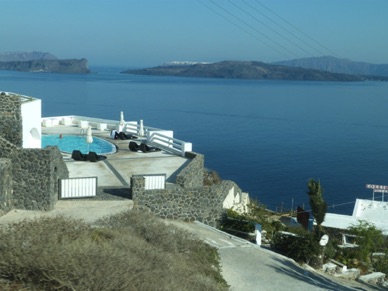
[273,56,388,77]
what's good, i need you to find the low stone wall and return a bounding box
[132,152,243,227]
[175,152,204,188]
[0,159,13,216]
[10,147,68,210]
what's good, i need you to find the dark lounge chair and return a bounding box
[71,150,88,161]
[140,143,161,153]
[129,141,140,152]
[87,151,107,162]
[115,131,136,140]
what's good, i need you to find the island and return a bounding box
[0,51,90,74]
[121,60,366,82]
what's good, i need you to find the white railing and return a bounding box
[42,115,192,157]
[148,131,192,157]
[59,177,97,199]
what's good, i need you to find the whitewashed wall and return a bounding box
[21,98,42,148]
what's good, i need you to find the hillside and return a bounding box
[0,51,90,74]
[0,51,57,62]
[0,59,90,74]
[273,56,388,77]
[122,60,365,82]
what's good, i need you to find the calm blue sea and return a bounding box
[2,67,388,215]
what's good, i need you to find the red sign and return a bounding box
[366,184,388,191]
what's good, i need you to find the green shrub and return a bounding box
[373,254,388,275]
[271,230,321,264]
[0,212,229,291]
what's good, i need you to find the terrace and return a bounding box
[41,115,193,192]
[1,92,248,226]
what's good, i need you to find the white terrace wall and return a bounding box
[21,97,42,148]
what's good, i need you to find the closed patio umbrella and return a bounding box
[139,119,144,137]
[119,111,125,132]
[86,125,93,153]
[119,111,125,126]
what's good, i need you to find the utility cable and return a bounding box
[227,0,316,57]
[197,0,298,59]
[242,0,329,57]
[253,0,338,57]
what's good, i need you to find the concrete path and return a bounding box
[0,200,133,225]
[168,220,381,291]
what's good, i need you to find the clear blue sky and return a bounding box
[1,0,387,67]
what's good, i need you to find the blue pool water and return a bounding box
[42,134,116,155]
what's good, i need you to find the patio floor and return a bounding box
[42,124,189,191]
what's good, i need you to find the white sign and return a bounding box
[366,184,388,192]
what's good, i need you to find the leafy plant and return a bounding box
[306,179,327,238]
[271,230,321,264]
[346,220,386,264]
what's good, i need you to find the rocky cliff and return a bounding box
[0,59,90,74]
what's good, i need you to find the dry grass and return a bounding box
[0,211,228,291]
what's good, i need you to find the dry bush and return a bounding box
[203,170,222,186]
[0,212,228,291]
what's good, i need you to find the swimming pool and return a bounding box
[42,134,117,155]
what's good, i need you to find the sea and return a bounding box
[2,66,388,215]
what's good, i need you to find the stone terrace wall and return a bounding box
[0,159,13,216]
[0,92,22,147]
[0,136,68,210]
[11,147,68,210]
[176,152,204,188]
[0,93,69,213]
[132,152,242,227]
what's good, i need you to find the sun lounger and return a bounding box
[140,143,161,153]
[129,141,141,152]
[87,151,107,162]
[71,150,88,161]
[114,131,137,140]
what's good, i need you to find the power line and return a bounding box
[197,0,298,59]
[197,0,339,60]
[227,0,316,58]
[253,0,338,57]
[242,0,329,57]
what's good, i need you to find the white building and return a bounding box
[322,199,388,235]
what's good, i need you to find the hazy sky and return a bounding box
[1,0,387,67]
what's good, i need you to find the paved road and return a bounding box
[168,221,381,291]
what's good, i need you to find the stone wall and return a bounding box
[132,152,243,227]
[175,152,204,188]
[0,92,23,147]
[0,159,13,216]
[0,93,69,213]
[11,147,68,210]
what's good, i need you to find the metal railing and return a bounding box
[59,177,97,199]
